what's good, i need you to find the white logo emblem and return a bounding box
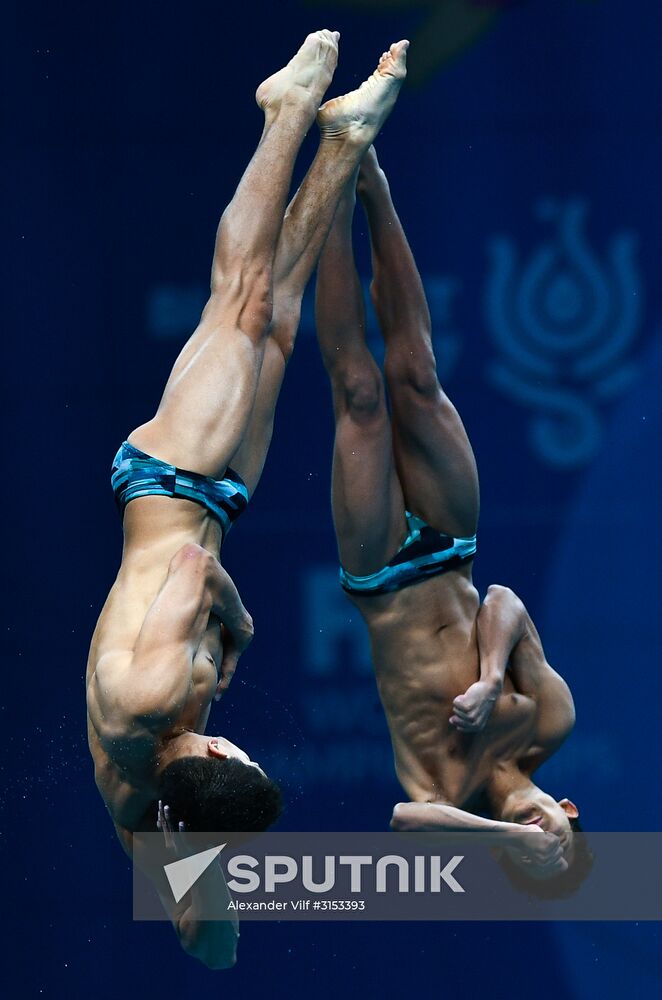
[164,844,225,903]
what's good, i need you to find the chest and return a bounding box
[447,692,538,795]
[180,618,222,735]
[393,690,538,805]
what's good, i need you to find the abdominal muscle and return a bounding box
[354,569,516,804]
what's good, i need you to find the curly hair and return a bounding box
[158,756,283,833]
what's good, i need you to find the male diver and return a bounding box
[315,146,592,893]
[86,34,409,967]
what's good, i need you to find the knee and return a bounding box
[384,345,441,400]
[270,301,301,364]
[333,366,384,423]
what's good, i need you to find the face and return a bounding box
[506,791,579,864]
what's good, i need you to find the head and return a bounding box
[158,734,282,833]
[498,786,594,899]
[500,787,579,859]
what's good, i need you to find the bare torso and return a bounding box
[351,566,539,807]
[86,496,224,831]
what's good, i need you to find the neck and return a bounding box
[153,728,198,777]
[486,765,536,819]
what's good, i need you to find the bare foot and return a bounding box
[256,29,339,116]
[317,41,409,144]
[356,144,386,197]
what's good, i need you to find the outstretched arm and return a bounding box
[391,802,567,875]
[392,800,519,838]
[167,865,239,970]
[157,803,240,970]
[89,544,253,745]
[124,806,239,970]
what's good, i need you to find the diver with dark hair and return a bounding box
[314,145,592,897]
[86,33,409,967]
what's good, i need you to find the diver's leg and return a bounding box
[358,147,479,537]
[228,42,410,495]
[128,31,340,477]
[315,176,405,575]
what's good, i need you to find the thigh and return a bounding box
[225,338,287,495]
[331,391,406,577]
[390,384,480,539]
[128,305,267,479]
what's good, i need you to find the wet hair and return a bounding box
[498,818,595,900]
[159,756,283,833]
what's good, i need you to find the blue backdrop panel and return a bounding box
[4,0,661,996]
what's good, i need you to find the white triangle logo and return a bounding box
[164,844,226,903]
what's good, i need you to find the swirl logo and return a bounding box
[485,199,641,468]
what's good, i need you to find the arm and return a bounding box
[169,868,239,970]
[450,584,526,732]
[391,800,524,842]
[505,599,576,764]
[390,802,567,874]
[125,807,239,970]
[157,804,240,970]
[452,586,575,756]
[477,585,576,753]
[90,544,253,741]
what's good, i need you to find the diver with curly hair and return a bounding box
[86,32,409,966]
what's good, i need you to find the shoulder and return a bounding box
[87,650,164,745]
[86,652,128,739]
[94,752,156,830]
[536,662,576,729]
[88,690,160,809]
[490,689,538,735]
[523,671,576,769]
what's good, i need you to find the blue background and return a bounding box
[5,0,662,996]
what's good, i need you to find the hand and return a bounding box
[214,617,253,701]
[450,680,501,732]
[157,801,234,936]
[505,824,568,878]
[157,800,189,856]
